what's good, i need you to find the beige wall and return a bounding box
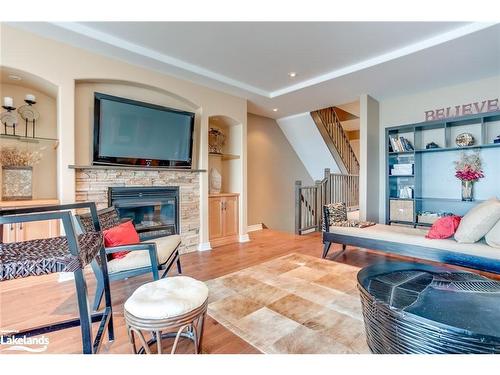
[0,83,57,199]
[247,113,313,232]
[0,24,248,247]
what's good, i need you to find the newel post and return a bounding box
[315,179,322,230]
[295,180,302,235]
[324,168,331,205]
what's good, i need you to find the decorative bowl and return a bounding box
[455,132,474,147]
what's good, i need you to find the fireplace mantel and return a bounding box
[69,165,206,172]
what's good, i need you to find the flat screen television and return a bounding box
[93,93,195,168]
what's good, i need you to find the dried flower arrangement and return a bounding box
[0,146,42,167]
[454,151,484,182]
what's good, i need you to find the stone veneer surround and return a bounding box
[75,168,200,253]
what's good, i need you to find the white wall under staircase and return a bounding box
[277,113,341,181]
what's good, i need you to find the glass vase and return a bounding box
[461,180,473,201]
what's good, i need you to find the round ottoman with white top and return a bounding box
[124,276,209,354]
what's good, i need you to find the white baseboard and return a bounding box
[198,242,212,251]
[239,234,250,243]
[301,228,316,235]
[247,223,263,232]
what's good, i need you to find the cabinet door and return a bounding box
[222,196,239,237]
[209,197,224,240]
[17,220,60,242]
[2,223,17,243]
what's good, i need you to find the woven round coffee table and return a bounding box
[357,261,500,354]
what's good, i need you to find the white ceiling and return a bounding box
[7,22,500,119]
[81,22,469,92]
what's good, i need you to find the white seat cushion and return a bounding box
[107,234,181,274]
[124,276,209,319]
[454,198,500,243]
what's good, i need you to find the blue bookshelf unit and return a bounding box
[385,110,500,227]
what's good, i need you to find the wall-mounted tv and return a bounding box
[93,93,195,168]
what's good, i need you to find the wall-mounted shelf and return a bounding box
[0,134,59,149]
[69,165,206,173]
[209,152,240,160]
[386,110,500,226]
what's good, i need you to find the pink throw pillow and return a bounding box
[426,216,461,239]
[103,221,140,259]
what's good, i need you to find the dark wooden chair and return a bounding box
[76,206,182,311]
[0,202,113,354]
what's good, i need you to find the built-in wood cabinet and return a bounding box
[1,199,60,243]
[209,193,239,247]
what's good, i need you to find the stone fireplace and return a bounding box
[75,167,200,253]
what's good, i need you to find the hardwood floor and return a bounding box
[1,229,498,354]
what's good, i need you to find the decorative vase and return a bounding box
[2,166,33,200]
[209,167,222,194]
[208,128,225,154]
[461,180,473,201]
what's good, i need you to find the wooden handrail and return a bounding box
[312,107,359,175]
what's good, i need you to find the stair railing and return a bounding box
[313,107,359,175]
[295,168,359,234]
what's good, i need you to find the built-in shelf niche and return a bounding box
[0,70,58,200]
[208,116,242,195]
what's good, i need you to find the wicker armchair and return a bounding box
[0,202,113,354]
[76,206,182,311]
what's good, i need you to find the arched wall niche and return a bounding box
[0,66,59,199]
[74,78,203,166]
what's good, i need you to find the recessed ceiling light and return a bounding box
[272,108,278,112]
[288,72,297,78]
[8,74,22,81]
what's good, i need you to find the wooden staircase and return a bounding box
[310,106,359,175]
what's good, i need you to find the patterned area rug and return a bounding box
[206,253,370,354]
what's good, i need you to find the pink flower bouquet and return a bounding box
[454,152,484,182]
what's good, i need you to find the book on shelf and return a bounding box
[398,186,414,199]
[390,163,414,175]
[389,136,414,152]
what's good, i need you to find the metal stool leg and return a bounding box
[156,330,163,354]
[127,326,138,354]
[197,312,206,353]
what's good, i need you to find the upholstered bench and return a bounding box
[124,276,209,354]
[323,224,500,274]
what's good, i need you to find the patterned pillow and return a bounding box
[331,220,376,228]
[322,202,347,231]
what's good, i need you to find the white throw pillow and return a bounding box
[485,219,500,248]
[454,198,500,243]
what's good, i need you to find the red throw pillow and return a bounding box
[426,216,462,239]
[103,221,140,259]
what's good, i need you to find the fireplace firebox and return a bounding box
[108,186,179,241]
